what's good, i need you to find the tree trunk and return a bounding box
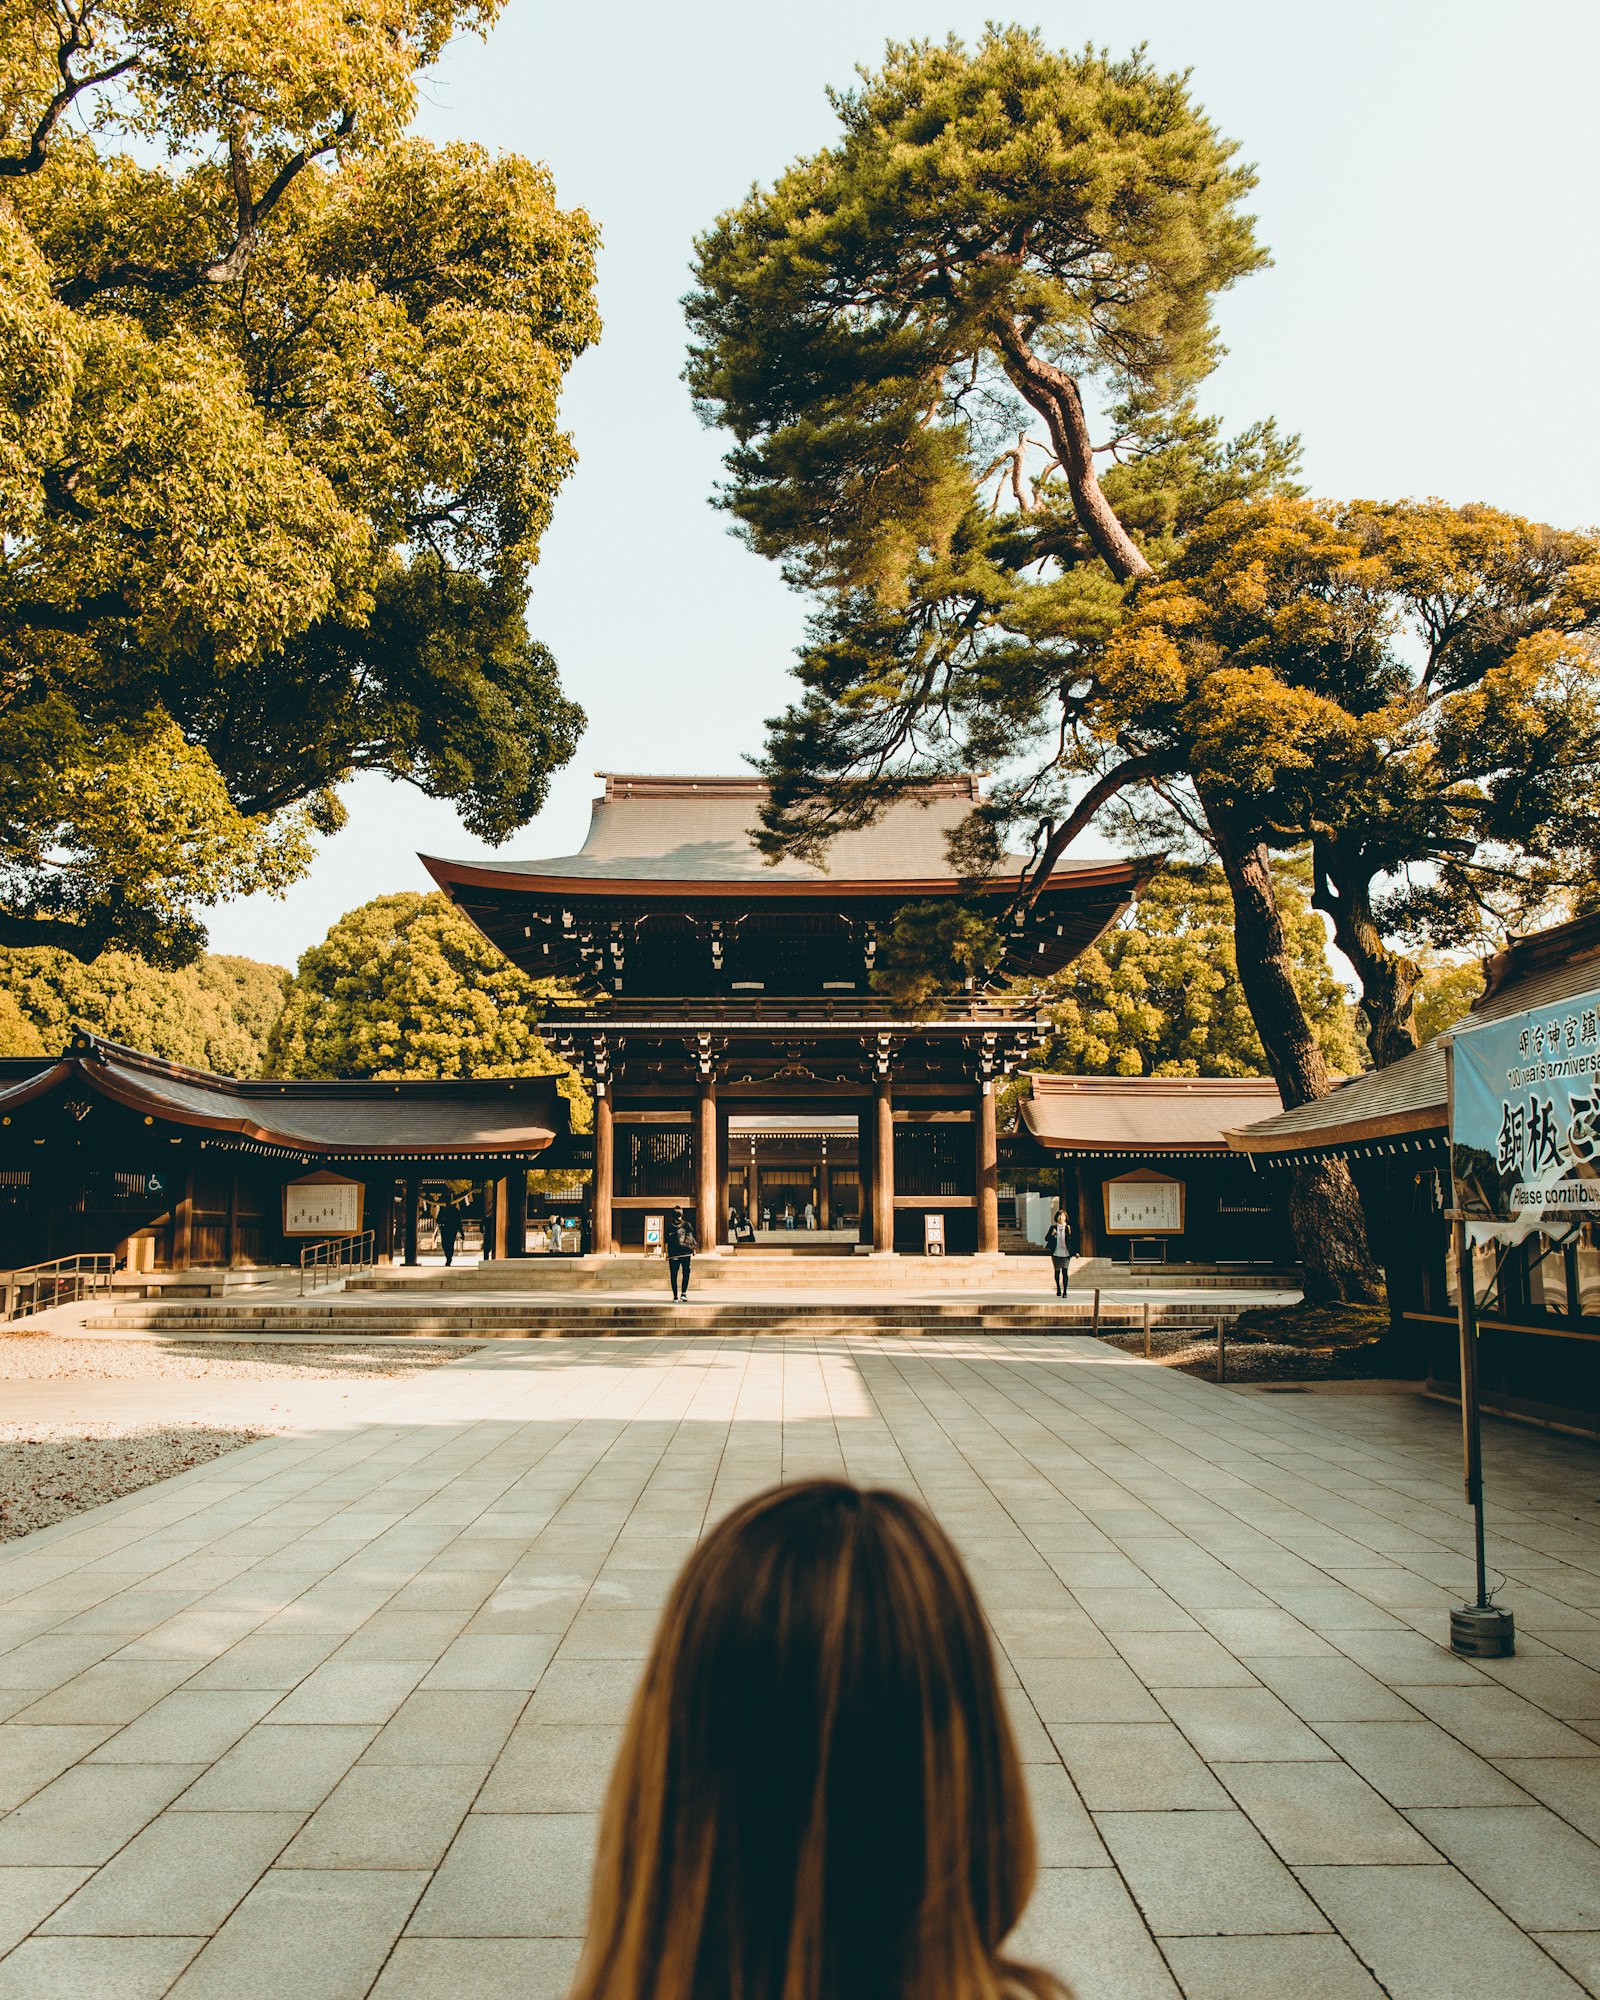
[1312,839,1421,1070]
[1208,810,1384,1305]
[990,318,1153,584]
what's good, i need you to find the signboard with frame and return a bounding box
[1451,989,1600,1245]
[281,1171,364,1238]
[1104,1170,1184,1235]
[643,1213,664,1257]
[923,1212,946,1256]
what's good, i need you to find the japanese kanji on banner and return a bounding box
[1450,992,1600,1245]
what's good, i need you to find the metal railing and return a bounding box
[299,1230,377,1295]
[2,1253,116,1322]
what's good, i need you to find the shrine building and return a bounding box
[425,772,1153,1257]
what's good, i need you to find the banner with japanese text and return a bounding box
[1450,993,1600,1245]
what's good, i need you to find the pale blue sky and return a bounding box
[205,0,1600,966]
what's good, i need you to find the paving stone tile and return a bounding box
[987,1605,1116,1660]
[1160,1933,1386,1998]
[1242,1653,1417,1722]
[420,1633,557,1691]
[1317,1720,1530,1807]
[1193,1607,1336,1656]
[1491,1756,1600,1841]
[174,1725,375,1813]
[167,1867,429,1999]
[0,1762,204,1866]
[187,1636,344,1691]
[1401,1684,1600,1759]
[556,1607,666,1658]
[267,1660,427,1726]
[1106,1630,1258,1688]
[40,1811,299,1936]
[283,1764,482,1868]
[519,1657,643,1726]
[0,1724,112,1810]
[1298,1862,1588,1998]
[474,1723,621,1813]
[1071,1587,1198,1632]
[1008,1866,1180,2000]
[1156,1686,1336,1762]
[361,1690,526,1768]
[0,1866,91,1954]
[1096,1809,1327,1937]
[368,1937,581,2000]
[1011,1657,1166,1725]
[1534,1933,1600,1994]
[1330,1627,1489,1684]
[1021,1759,1110,1867]
[0,1934,202,1999]
[1214,1759,1438,1864]
[335,1610,470,1663]
[13,1661,196,1727]
[88,1688,280,1765]
[0,1637,119,1691]
[1405,1806,1600,1929]
[407,1812,596,1937]
[1046,1723,1228,1810]
[1476,1654,1600,1717]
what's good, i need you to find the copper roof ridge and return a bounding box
[1026,1072,1282,1093]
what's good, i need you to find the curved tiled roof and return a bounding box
[1230,913,1600,1157]
[424,771,1149,895]
[1022,1073,1284,1154]
[0,1035,566,1158]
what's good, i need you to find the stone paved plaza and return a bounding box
[0,1335,1598,1999]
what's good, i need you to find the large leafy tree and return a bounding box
[0,0,597,963]
[1032,863,1359,1080]
[686,29,1600,1302]
[265,891,584,1109]
[0,945,287,1070]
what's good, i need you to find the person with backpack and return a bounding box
[664,1204,697,1300]
[1043,1204,1077,1298]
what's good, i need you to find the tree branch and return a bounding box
[1016,752,1172,906]
[0,2,137,179]
[989,317,1154,583]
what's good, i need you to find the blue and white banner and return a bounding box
[1450,993,1600,1244]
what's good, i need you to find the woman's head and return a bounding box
[570,1480,1064,2000]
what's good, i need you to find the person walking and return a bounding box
[664,1204,697,1301]
[437,1197,461,1268]
[804,1198,817,1231]
[1044,1204,1076,1297]
[567,1478,1067,2000]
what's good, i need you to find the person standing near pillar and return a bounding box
[1044,1205,1077,1298]
[665,1204,696,1301]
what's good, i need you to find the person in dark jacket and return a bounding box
[438,1198,462,1267]
[1043,1206,1077,1297]
[664,1205,697,1300]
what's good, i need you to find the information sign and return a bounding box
[643,1213,664,1257]
[282,1173,363,1237]
[1104,1173,1184,1234]
[1450,990,1600,1245]
[923,1212,946,1256]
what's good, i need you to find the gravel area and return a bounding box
[0,1337,483,1543]
[0,1334,483,1380]
[0,1424,264,1541]
[1100,1330,1371,1381]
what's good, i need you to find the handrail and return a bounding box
[299,1229,377,1295]
[2,1252,117,1322]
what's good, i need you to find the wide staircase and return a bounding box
[85,1294,1233,1339]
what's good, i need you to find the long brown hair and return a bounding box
[568,1479,1068,2000]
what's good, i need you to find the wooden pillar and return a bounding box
[173,1167,194,1271]
[975,1082,999,1255]
[696,1077,718,1253]
[818,1146,831,1230]
[857,1102,874,1246]
[224,1167,241,1268]
[873,1079,895,1255]
[592,1091,614,1254]
[715,1103,730,1244]
[506,1169,527,1257]
[490,1173,509,1260]
[403,1176,421,1266]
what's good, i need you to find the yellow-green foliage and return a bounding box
[265,892,588,1123]
[0,947,288,1072]
[1037,864,1361,1079]
[0,0,597,963]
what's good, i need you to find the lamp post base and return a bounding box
[1450,1602,1515,1658]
